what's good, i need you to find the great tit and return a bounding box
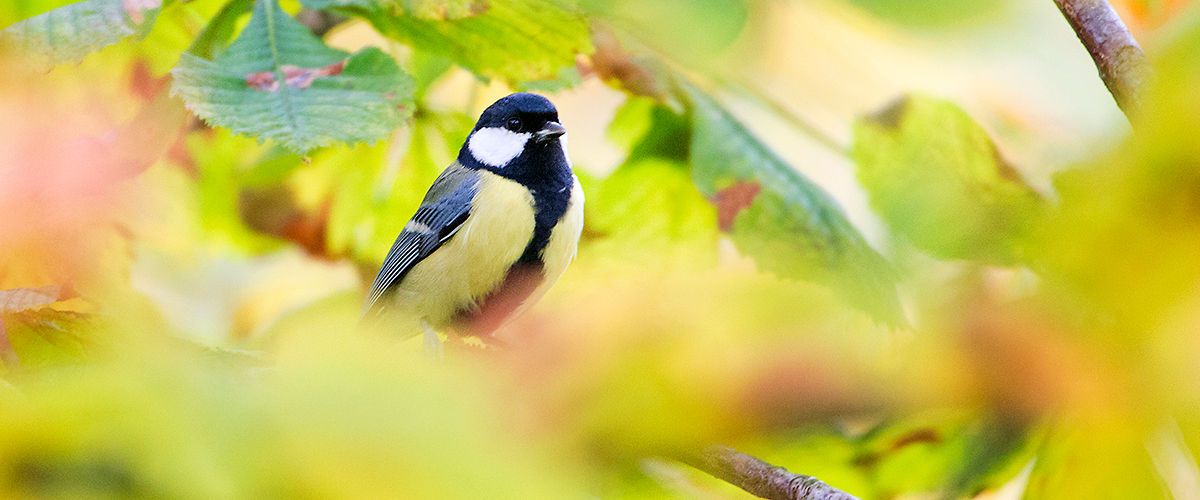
[363,93,584,351]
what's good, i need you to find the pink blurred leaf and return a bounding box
[0,286,61,314]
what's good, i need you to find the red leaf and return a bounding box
[122,0,162,25]
[245,71,279,92]
[712,181,762,232]
[0,286,60,314]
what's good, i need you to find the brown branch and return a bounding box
[1053,0,1149,117]
[683,446,859,500]
[297,9,346,38]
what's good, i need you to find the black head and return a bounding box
[457,93,570,185]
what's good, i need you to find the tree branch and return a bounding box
[1052,0,1149,117]
[297,9,346,38]
[683,446,859,500]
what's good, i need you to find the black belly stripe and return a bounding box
[517,172,573,264]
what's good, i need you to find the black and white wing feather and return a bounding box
[362,163,482,317]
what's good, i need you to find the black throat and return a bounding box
[457,140,574,265]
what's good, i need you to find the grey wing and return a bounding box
[362,163,482,317]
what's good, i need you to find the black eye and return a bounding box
[505,118,522,132]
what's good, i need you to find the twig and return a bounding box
[297,9,346,38]
[1052,0,1149,117]
[683,446,859,500]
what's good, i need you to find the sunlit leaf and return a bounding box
[0,286,65,368]
[185,0,253,60]
[0,0,168,68]
[317,0,592,82]
[580,0,748,67]
[849,414,1033,497]
[4,310,91,369]
[1024,421,1166,499]
[180,131,296,253]
[588,158,718,259]
[682,82,902,323]
[303,0,487,20]
[586,97,717,263]
[172,0,414,152]
[323,110,473,264]
[853,95,1046,265]
[843,0,1005,27]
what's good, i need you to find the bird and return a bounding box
[362,93,584,353]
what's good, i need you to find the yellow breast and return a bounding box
[534,177,585,299]
[391,171,536,328]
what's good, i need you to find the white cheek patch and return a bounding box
[558,133,571,167]
[468,127,531,168]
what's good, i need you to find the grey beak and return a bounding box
[534,121,566,143]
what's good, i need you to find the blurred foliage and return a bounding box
[840,0,1007,28]
[0,0,167,68]
[853,95,1046,265]
[316,0,592,81]
[684,83,902,324]
[2,0,1200,499]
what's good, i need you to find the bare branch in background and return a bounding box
[684,446,859,500]
[1053,0,1149,118]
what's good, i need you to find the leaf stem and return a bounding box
[1052,0,1148,118]
[729,80,851,158]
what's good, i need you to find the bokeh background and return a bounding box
[2,0,1199,498]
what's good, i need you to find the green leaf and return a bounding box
[584,96,717,264]
[303,0,487,20]
[1024,421,1166,499]
[406,49,454,100]
[0,0,167,68]
[844,0,1005,28]
[316,0,592,82]
[681,83,902,323]
[184,130,294,253]
[589,158,718,258]
[324,110,474,263]
[580,0,748,67]
[4,309,91,369]
[172,0,414,153]
[853,95,1045,265]
[186,0,253,59]
[855,415,1033,497]
[135,0,232,74]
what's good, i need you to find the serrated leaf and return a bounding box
[317,0,591,82]
[1,0,166,68]
[853,95,1046,264]
[172,0,414,153]
[682,83,902,324]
